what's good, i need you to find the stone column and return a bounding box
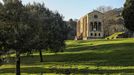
[97,22,98,31]
[76,21,80,37]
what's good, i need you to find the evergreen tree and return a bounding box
[123,0,134,31]
[0,0,37,75]
[25,3,49,62]
[25,3,68,62]
[0,0,68,75]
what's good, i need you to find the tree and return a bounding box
[48,12,68,53]
[122,0,134,31]
[66,19,77,39]
[96,6,113,13]
[0,1,68,75]
[25,3,68,62]
[103,8,125,37]
[24,3,47,62]
[0,0,38,75]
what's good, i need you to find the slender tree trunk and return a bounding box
[39,50,43,62]
[16,51,20,75]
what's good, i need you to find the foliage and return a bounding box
[66,19,77,39]
[96,6,113,13]
[25,3,68,53]
[0,0,68,74]
[123,0,134,31]
[103,8,125,36]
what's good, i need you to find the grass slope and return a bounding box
[0,38,134,75]
[105,32,124,40]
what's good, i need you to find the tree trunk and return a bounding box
[39,50,43,62]
[16,51,20,75]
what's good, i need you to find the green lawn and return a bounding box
[0,38,134,75]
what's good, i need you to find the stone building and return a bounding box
[76,10,104,40]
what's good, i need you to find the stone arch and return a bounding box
[94,33,97,36]
[94,22,97,31]
[98,22,102,31]
[90,22,93,31]
[98,33,101,36]
[90,33,93,36]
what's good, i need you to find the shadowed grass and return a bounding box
[0,38,134,75]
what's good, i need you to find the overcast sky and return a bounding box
[0,0,125,20]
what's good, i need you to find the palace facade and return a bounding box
[76,10,104,40]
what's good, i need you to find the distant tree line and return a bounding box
[66,19,77,39]
[100,0,134,37]
[0,0,68,75]
[96,6,113,13]
[97,4,134,37]
[102,8,126,37]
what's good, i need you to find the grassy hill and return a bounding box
[0,38,134,75]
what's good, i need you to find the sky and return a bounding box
[0,0,125,20]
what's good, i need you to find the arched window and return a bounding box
[90,22,93,31]
[91,33,93,36]
[98,22,101,31]
[94,22,97,31]
[94,15,98,19]
[95,33,97,36]
[98,33,101,36]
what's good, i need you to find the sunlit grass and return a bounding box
[0,38,134,75]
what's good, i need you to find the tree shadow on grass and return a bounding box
[1,67,134,74]
[66,42,134,52]
[3,43,134,66]
[42,43,134,66]
[1,43,134,74]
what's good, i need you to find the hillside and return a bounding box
[0,38,134,75]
